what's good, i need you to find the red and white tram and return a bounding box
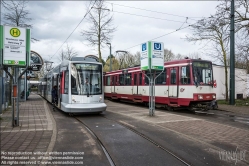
[39,56,106,114]
[104,58,216,111]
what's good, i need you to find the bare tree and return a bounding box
[188,52,202,59]
[57,43,78,62]
[3,0,32,27]
[1,0,9,9]
[164,49,175,62]
[133,51,141,66]
[216,0,249,73]
[186,14,230,100]
[2,0,38,42]
[81,0,116,62]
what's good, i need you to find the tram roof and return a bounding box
[105,58,212,75]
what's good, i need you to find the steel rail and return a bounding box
[74,117,116,166]
[102,115,191,166]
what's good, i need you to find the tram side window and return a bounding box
[155,68,166,85]
[134,74,137,85]
[145,71,150,85]
[64,71,69,94]
[125,73,131,85]
[181,66,190,84]
[106,76,111,86]
[119,74,124,85]
[139,73,142,85]
[170,69,176,84]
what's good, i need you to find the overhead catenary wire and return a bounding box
[50,0,97,60]
[105,1,206,21]
[123,19,206,51]
[112,11,188,23]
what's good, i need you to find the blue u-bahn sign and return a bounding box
[140,41,164,70]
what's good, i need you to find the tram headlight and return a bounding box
[99,96,102,102]
[198,95,203,100]
[212,95,216,99]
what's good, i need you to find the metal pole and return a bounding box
[110,44,112,72]
[229,0,235,105]
[0,76,2,114]
[12,68,16,126]
[16,68,20,126]
[150,72,154,116]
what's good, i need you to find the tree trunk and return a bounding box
[220,40,229,101]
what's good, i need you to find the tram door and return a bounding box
[133,72,143,95]
[133,73,138,95]
[111,75,117,93]
[168,67,179,97]
[57,74,61,109]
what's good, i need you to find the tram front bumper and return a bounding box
[61,102,107,113]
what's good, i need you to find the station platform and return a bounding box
[0,94,55,165]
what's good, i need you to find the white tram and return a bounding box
[39,55,106,113]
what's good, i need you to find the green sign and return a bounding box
[1,25,30,67]
[140,41,164,70]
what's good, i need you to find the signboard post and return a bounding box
[0,25,30,126]
[140,41,164,116]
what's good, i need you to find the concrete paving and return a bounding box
[218,104,249,115]
[0,94,56,165]
[105,100,249,165]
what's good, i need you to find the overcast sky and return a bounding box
[2,1,221,65]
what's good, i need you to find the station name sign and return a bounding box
[0,25,31,67]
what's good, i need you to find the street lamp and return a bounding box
[115,50,128,69]
[106,43,112,71]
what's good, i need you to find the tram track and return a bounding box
[101,115,191,166]
[74,113,191,166]
[74,117,116,166]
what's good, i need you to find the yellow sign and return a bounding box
[10,28,21,37]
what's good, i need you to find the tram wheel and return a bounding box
[166,105,174,111]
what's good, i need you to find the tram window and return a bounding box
[71,75,78,95]
[181,66,190,84]
[126,73,131,85]
[155,68,166,85]
[119,74,124,85]
[106,76,111,86]
[139,73,142,85]
[64,71,69,94]
[145,71,150,85]
[170,69,176,84]
[134,74,137,85]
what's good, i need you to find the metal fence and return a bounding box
[0,76,10,114]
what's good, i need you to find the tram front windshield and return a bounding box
[192,61,213,85]
[71,63,102,95]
